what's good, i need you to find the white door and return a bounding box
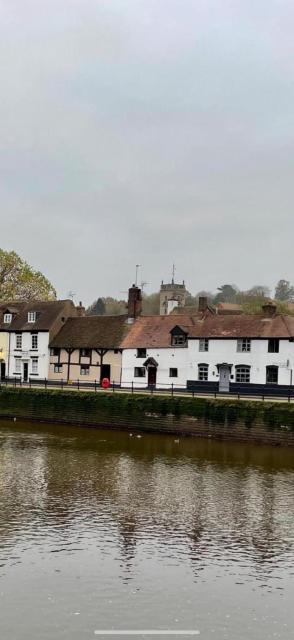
[219,365,230,392]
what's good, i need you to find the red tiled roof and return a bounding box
[120,313,294,348]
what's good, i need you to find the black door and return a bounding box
[101,364,111,381]
[148,367,157,387]
[0,362,5,380]
[23,362,28,382]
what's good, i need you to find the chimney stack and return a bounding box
[76,301,86,317]
[128,284,142,319]
[198,296,208,312]
[262,302,277,318]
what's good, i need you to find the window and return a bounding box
[198,364,208,381]
[80,364,90,375]
[268,339,279,353]
[28,312,36,323]
[31,334,38,350]
[137,348,146,358]
[50,347,60,356]
[171,335,186,346]
[14,358,21,373]
[80,348,91,357]
[266,366,278,384]
[134,367,146,377]
[237,338,251,352]
[235,365,250,383]
[169,368,178,377]
[4,314,12,324]
[199,338,209,352]
[32,358,38,374]
[16,334,22,349]
[54,364,63,374]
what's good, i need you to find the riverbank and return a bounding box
[1,386,294,445]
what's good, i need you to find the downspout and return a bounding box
[7,332,11,378]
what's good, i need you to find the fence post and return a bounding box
[171,383,174,397]
[192,390,195,398]
[14,376,16,388]
[77,378,80,391]
[61,378,64,390]
[44,378,47,390]
[132,381,134,394]
[112,380,115,392]
[94,379,97,392]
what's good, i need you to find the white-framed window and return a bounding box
[199,338,209,352]
[54,364,63,374]
[16,334,22,349]
[134,367,146,377]
[198,364,208,381]
[4,313,12,324]
[137,348,147,358]
[80,348,91,357]
[169,368,178,377]
[266,366,278,384]
[237,338,251,352]
[14,358,21,374]
[268,339,279,353]
[28,311,36,323]
[235,365,250,383]
[31,334,38,350]
[32,358,38,374]
[80,364,90,375]
[171,335,187,346]
[50,347,60,356]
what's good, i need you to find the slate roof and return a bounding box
[0,300,75,331]
[120,313,294,348]
[50,316,129,349]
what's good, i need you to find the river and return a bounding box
[0,419,293,639]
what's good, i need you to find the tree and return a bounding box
[142,292,160,315]
[87,297,106,316]
[213,284,238,304]
[274,279,294,302]
[0,249,56,301]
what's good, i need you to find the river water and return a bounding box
[0,420,293,639]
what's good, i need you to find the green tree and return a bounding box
[213,284,238,304]
[274,279,294,301]
[142,292,160,315]
[0,249,56,301]
[87,297,106,315]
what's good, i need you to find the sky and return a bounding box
[1,0,294,305]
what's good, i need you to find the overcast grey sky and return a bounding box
[1,0,294,304]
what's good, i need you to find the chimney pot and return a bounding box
[262,302,277,317]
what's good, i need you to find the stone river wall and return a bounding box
[1,387,294,446]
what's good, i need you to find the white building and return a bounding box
[3,300,76,382]
[121,304,294,393]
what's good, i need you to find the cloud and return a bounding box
[1,0,294,303]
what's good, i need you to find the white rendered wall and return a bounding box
[8,331,50,380]
[121,347,189,389]
[188,338,294,386]
[122,339,294,388]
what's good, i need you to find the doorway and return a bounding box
[101,364,111,381]
[218,365,230,392]
[0,362,5,380]
[148,367,157,387]
[23,362,29,383]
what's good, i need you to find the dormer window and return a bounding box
[28,311,36,323]
[4,313,12,324]
[170,325,188,347]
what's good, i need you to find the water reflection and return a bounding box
[0,420,293,639]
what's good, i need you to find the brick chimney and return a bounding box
[198,296,208,312]
[128,285,142,319]
[76,301,86,317]
[262,302,277,318]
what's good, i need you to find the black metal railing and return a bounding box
[1,376,294,402]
